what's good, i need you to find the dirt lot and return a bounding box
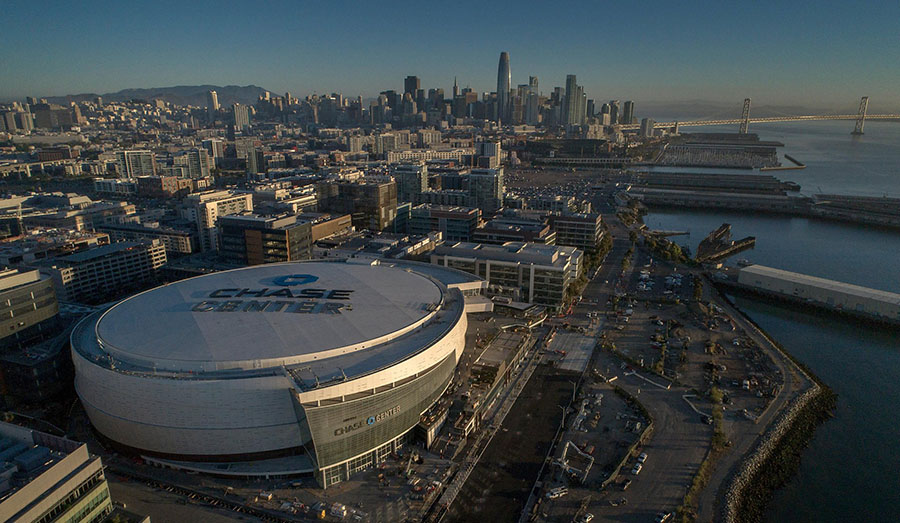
[444,364,582,522]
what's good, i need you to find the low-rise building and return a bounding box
[218,213,312,265]
[0,422,122,523]
[472,218,556,245]
[97,222,197,256]
[408,204,481,242]
[430,241,582,308]
[35,240,167,304]
[549,213,604,252]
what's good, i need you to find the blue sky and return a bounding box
[1,0,898,111]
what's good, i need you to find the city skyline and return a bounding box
[1,1,899,110]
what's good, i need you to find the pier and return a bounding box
[719,265,900,326]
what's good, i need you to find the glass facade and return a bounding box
[305,353,456,487]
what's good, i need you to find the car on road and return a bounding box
[621,478,632,490]
[608,498,627,507]
[579,514,594,523]
[637,452,648,464]
[631,463,642,475]
[701,414,713,425]
[655,512,673,523]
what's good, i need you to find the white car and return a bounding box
[580,514,594,523]
[637,452,648,464]
[631,463,642,475]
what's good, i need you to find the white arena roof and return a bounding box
[95,262,445,372]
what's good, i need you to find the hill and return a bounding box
[45,85,270,107]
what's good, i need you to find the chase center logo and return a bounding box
[191,273,353,314]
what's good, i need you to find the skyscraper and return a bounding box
[564,75,586,126]
[496,52,511,123]
[404,76,420,96]
[609,100,620,125]
[206,90,219,122]
[623,101,635,125]
[453,77,459,98]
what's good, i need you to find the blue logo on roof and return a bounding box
[273,274,319,286]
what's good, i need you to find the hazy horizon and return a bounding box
[1,1,899,112]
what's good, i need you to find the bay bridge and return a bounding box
[618,97,900,135]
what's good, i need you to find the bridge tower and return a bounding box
[852,96,869,135]
[739,98,751,134]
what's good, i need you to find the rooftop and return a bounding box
[740,264,900,305]
[81,261,453,374]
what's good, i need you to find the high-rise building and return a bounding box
[496,52,511,123]
[404,76,420,96]
[452,77,460,98]
[202,138,224,163]
[608,100,620,125]
[393,163,428,203]
[564,75,586,126]
[623,101,635,125]
[174,148,210,179]
[640,118,656,138]
[586,99,596,119]
[207,90,219,121]
[469,168,505,212]
[185,190,254,251]
[115,150,156,178]
[233,103,250,132]
[316,179,398,232]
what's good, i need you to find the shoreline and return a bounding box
[711,288,836,523]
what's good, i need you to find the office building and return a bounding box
[473,218,556,245]
[0,270,59,350]
[115,150,156,178]
[549,213,604,252]
[608,100,620,125]
[640,118,656,138]
[0,422,118,523]
[408,204,482,242]
[393,163,428,203]
[316,179,398,232]
[37,240,167,304]
[431,241,583,308]
[404,76,420,96]
[71,261,474,488]
[496,52,511,123]
[218,213,312,265]
[564,75,586,126]
[623,100,635,125]
[184,190,254,252]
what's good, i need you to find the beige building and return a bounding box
[184,190,254,251]
[0,422,122,523]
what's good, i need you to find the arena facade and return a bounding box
[72,260,473,487]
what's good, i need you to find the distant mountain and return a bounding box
[45,85,271,107]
